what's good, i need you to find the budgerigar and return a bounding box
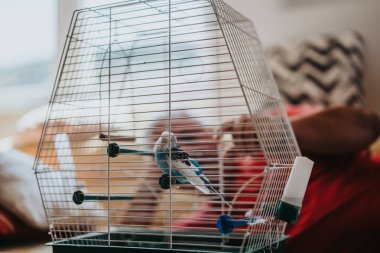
[153,131,233,208]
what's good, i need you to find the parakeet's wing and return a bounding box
[169,147,233,208]
[172,160,211,194]
[170,148,211,194]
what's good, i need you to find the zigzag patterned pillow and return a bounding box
[266,31,365,107]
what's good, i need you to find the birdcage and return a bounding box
[34,0,313,252]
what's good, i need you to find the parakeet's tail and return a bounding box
[208,185,234,209]
[218,193,234,209]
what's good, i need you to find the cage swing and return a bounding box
[34,0,314,252]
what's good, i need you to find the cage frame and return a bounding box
[33,1,307,253]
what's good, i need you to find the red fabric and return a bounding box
[174,153,380,253]
[0,209,15,236]
[286,104,323,118]
[285,105,380,252]
[0,206,48,244]
[285,152,380,253]
[229,152,380,253]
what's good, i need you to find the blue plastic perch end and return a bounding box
[217,214,249,235]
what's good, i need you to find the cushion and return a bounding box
[0,206,49,243]
[0,147,107,240]
[267,31,365,107]
[0,149,47,231]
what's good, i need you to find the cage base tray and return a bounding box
[50,230,286,253]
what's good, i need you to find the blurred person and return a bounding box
[219,106,380,253]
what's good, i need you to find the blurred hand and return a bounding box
[217,106,380,157]
[292,106,380,157]
[216,114,260,157]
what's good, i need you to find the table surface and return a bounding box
[0,243,52,253]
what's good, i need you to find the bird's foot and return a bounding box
[159,174,176,189]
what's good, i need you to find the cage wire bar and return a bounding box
[34,0,302,252]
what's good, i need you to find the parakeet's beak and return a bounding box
[160,137,168,144]
[160,131,172,138]
[160,131,174,141]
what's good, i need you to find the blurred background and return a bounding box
[1,0,380,252]
[0,0,379,141]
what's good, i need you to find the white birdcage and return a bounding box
[34,0,313,252]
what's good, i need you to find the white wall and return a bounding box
[57,0,380,113]
[58,0,79,54]
[225,0,380,114]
